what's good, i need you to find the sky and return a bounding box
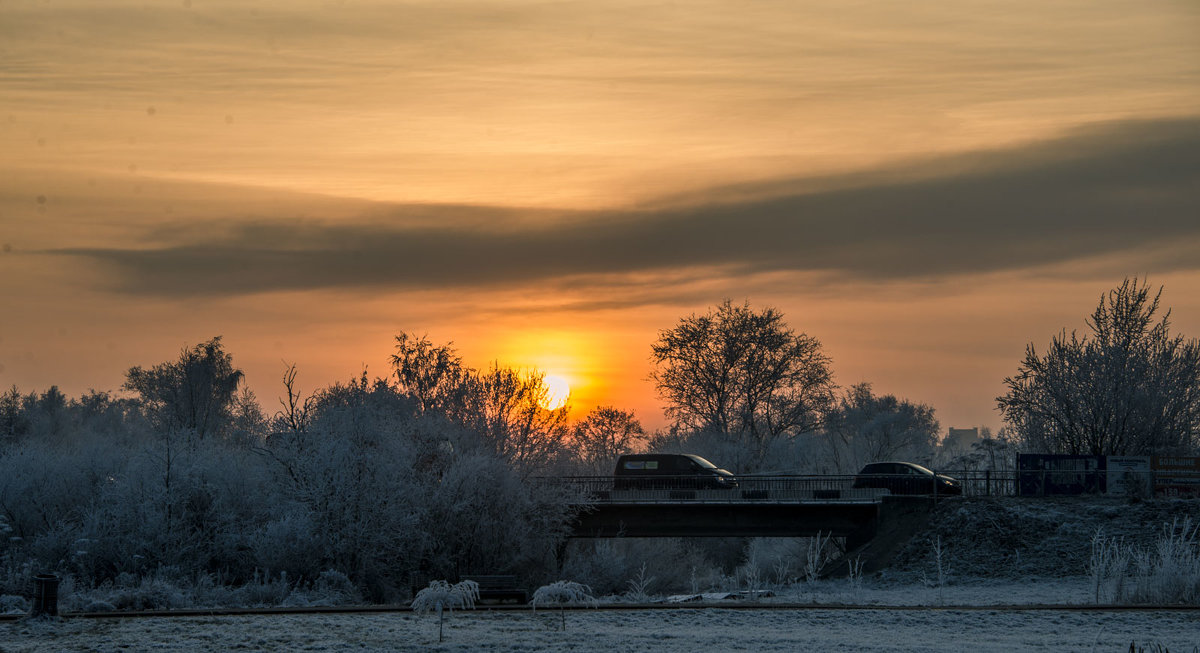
[1,0,1198,433]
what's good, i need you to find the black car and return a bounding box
[853,461,962,496]
[614,453,738,490]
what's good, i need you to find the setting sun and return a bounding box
[541,374,571,411]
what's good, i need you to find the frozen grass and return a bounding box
[889,497,1200,582]
[4,605,1199,652]
[56,568,362,613]
[712,576,1097,606]
[1089,519,1192,605]
[1091,518,1200,605]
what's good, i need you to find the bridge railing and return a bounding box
[544,475,885,503]
[545,469,1188,501]
[955,468,1195,498]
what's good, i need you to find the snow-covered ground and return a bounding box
[3,604,1197,652]
[4,578,1200,652]
[682,576,1099,606]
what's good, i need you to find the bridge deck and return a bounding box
[549,475,889,505]
[577,488,889,504]
[547,477,933,541]
[569,501,883,539]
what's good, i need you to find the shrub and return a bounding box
[0,594,29,615]
[532,580,596,631]
[1092,518,1200,605]
[411,580,479,643]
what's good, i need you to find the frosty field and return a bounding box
[4,604,1199,652]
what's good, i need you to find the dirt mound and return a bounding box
[880,496,1200,582]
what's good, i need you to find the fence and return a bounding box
[546,469,1196,501]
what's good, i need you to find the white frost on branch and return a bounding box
[531,580,596,609]
[411,579,480,614]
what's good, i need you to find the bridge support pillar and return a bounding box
[554,539,570,572]
[845,523,877,552]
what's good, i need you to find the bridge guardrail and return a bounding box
[545,475,889,503]
[542,469,1196,501]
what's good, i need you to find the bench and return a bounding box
[462,575,528,604]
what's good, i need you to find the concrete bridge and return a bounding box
[550,476,938,551]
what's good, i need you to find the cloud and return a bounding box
[53,118,1200,298]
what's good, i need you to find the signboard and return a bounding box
[1106,456,1151,496]
[1151,456,1200,498]
[1017,454,1105,496]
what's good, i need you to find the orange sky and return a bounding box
[2,0,1198,433]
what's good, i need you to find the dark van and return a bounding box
[852,461,962,496]
[614,454,738,490]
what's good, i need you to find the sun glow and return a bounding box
[541,374,571,411]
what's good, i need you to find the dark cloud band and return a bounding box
[55,118,1200,297]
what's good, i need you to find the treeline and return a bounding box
[0,339,590,604]
[2,277,1196,606]
[0,314,956,605]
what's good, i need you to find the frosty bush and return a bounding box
[560,538,715,596]
[532,580,596,631]
[1089,529,1130,603]
[1091,518,1200,605]
[0,594,29,615]
[411,580,479,642]
[99,572,191,611]
[237,570,294,607]
[1125,519,1200,605]
[804,533,833,583]
[310,570,361,605]
[625,563,655,602]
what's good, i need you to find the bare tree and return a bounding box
[997,278,1200,455]
[650,300,836,462]
[464,365,570,473]
[391,333,469,414]
[571,406,645,473]
[823,383,939,472]
[273,363,314,447]
[391,334,569,472]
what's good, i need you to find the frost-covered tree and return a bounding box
[464,365,570,473]
[391,333,470,414]
[998,279,1200,455]
[124,337,244,440]
[411,579,479,642]
[531,580,596,631]
[0,386,27,443]
[651,300,836,465]
[391,333,570,473]
[822,383,939,472]
[263,373,427,598]
[0,337,582,607]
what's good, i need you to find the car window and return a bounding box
[687,455,718,470]
[622,460,659,470]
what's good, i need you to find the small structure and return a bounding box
[31,574,60,617]
[462,575,527,604]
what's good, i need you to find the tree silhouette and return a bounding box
[124,336,243,440]
[650,300,835,462]
[998,278,1200,455]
